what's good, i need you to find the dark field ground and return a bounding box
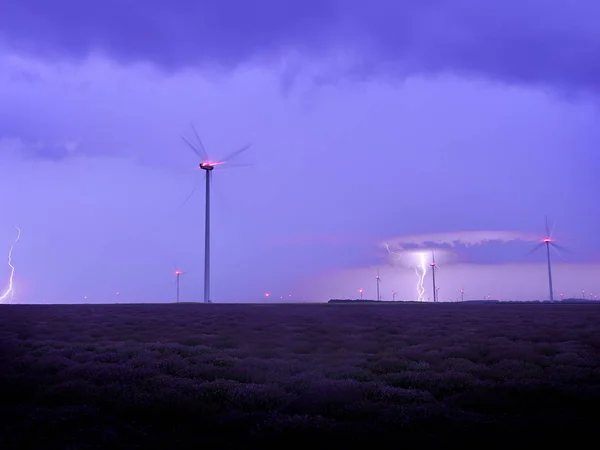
[1,303,600,448]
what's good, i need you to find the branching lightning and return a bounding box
[384,243,402,262]
[415,252,427,302]
[385,243,427,301]
[0,225,22,303]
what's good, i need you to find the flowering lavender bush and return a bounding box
[1,303,599,448]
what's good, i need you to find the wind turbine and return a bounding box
[528,216,567,302]
[375,269,381,301]
[392,290,397,302]
[460,287,465,302]
[429,251,439,303]
[181,124,251,304]
[173,268,187,303]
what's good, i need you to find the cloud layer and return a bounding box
[2,1,599,91]
[385,230,540,250]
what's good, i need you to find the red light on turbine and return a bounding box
[174,270,182,275]
[200,161,225,168]
[543,238,552,243]
[264,292,270,297]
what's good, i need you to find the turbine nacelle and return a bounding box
[199,161,223,170]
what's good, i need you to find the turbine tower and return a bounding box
[429,251,439,303]
[460,287,465,302]
[528,216,566,302]
[174,269,185,303]
[181,124,251,304]
[375,269,381,301]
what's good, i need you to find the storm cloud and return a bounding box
[1,1,599,91]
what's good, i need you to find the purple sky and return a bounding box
[1,1,599,303]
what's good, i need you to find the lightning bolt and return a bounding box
[415,252,427,302]
[0,225,22,303]
[384,243,402,262]
[384,244,428,301]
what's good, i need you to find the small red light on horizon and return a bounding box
[265,292,270,297]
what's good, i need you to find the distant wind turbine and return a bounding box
[375,269,381,301]
[181,124,252,304]
[528,216,567,302]
[429,251,439,303]
[173,267,187,303]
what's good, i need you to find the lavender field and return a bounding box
[1,303,599,448]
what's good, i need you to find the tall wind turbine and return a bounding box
[429,251,439,303]
[181,124,251,304]
[174,269,187,303]
[528,216,566,302]
[460,287,465,302]
[375,269,381,301]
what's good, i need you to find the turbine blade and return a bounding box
[181,135,204,160]
[190,124,209,161]
[545,215,551,237]
[222,143,252,163]
[210,169,233,222]
[527,242,545,254]
[178,180,200,209]
[218,162,254,171]
[551,242,571,254]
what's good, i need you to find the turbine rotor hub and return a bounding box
[200,162,215,170]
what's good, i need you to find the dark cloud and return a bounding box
[25,143,74,160]
[1,1,599,90]
[0,136,75,161]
